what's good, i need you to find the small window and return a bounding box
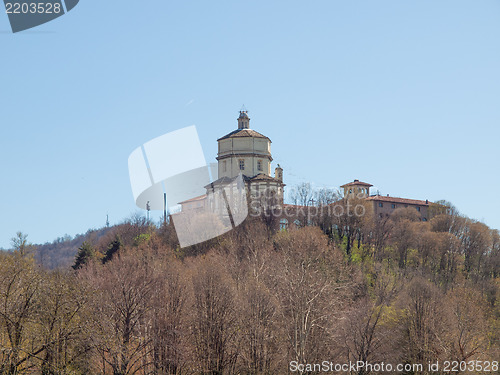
[379,213,383,218]
[391,204,396,209]
[416,206,421,212]
[223,160,227,172]
[378,202,383,208]
[257,160,263,171]
[279,218,288,230]
[423,218,427,222]
[239,159,245,170]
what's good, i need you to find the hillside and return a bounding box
[0,201,498,374]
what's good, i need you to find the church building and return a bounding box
[178,109,431,223]
[178,110,284,212]
[213,110,284,202]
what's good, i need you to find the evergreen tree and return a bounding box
[72,241,97,270]
[102,236,122,264]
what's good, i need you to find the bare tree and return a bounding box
[150,262,188,375]
[238,279,280,374]
[0,253,42,374]
[445,286,489,363]
[81,253,158,375]
[272,227,348,365]
[189,256,239,374]
[37,271,92,374]
[290,182,314,207]
[395,277,446,366]
[10,232,35,257]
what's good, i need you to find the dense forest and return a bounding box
[0,194,499,374]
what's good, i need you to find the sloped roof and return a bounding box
[217,129,270,141]
[178,194,207,205]
[366,195,429,206]
[204,175,251,189]
[203,173,283,189]
[249,173,281,182]
[340,179,373,188]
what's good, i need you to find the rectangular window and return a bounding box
[257,160,263,171]
[391,204,396,209]
[223,160,227,172]
[378,202,383,208]
[239,159,245,170]
[416,206,421,212]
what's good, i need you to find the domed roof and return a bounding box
[217,128,270,141]
[239,111,249,119]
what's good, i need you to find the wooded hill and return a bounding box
[0,200,499,374]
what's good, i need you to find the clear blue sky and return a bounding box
[1,0,499,248]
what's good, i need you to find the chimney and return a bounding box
[426,199,429,204]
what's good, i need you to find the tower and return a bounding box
[217,110,273,179]
[275,164,283,182]
[340,179,373,199]
[237,110,250,129]
[213,109,285,204]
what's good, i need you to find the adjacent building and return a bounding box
[341,179,430,221]
[178,110,431,223]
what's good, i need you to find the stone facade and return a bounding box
[366,195,429,221]
[341,179,430,221]
[177,111,431,225]
[214,110,284,204]
[178,110,285,212]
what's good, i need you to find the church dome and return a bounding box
[217,109,274,181]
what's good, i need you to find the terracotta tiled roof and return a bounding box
[204,173,283,189]
[366,195,429,206]
[340,180,373,188]
[217,129,270,141]
[178,194,207,205]
[204,175,251,189]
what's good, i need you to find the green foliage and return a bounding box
[102,236,122,264]
[3,212,499,374]
[72,241,97,270]
[133,233,151,247]
[11,231,35,257]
